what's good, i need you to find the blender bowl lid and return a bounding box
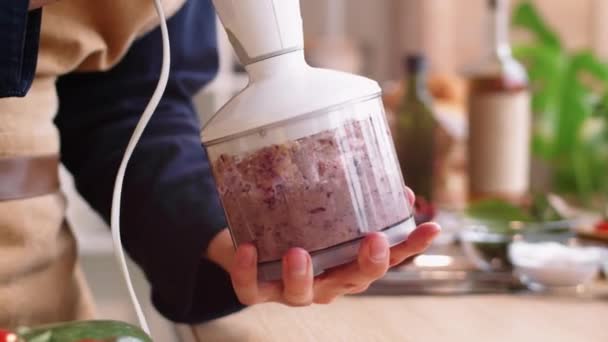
[201,67,381,145]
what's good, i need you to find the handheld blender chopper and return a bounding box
[203,0,416,280]
[107,0,416,337]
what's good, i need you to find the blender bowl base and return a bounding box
[257,216,417,281]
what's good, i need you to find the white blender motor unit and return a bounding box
[203,0,416,280]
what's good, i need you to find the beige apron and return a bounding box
[0,0,186,329]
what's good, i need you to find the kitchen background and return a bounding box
[62,0,608,340]
[298,0,608,80]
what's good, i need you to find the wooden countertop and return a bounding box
[182,289,608,342]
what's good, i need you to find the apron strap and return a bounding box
[0,155,60,201]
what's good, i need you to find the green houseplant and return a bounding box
[512,1,608,214]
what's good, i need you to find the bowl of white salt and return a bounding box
[509,241,602,290]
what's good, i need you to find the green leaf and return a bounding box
[555,74,589,155]
[512,2,608,203]
[571,142,594,204]
[512,1,561,51]
[530,193,564,221]
[580,116,608,203]
[569,51,608,83]
[19,320,152,342]
[513,44,567,159]
[466,200,533,222]
[27,331,52,342]
[513,45,564,113]
[553,52,608,157]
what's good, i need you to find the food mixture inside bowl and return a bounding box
[212,119,411,263]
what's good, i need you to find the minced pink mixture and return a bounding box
[212,119,409,262]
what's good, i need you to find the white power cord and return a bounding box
[110,0,171,335]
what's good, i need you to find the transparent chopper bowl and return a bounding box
[205,96,416,280]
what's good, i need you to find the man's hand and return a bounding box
[29,0,57,10]
[207,187,440,306]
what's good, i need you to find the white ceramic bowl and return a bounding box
[509,242,601,289]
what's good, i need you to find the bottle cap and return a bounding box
[403,54,427,73]
[488,0,508,10]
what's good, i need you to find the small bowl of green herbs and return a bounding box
[459,195,574,272]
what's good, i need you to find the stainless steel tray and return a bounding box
[363,244,525,296]
[365,269,524,296]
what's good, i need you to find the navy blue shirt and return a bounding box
[2,1,244,323]
[0,2,41,96]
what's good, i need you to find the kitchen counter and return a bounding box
[179,287,608,342]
